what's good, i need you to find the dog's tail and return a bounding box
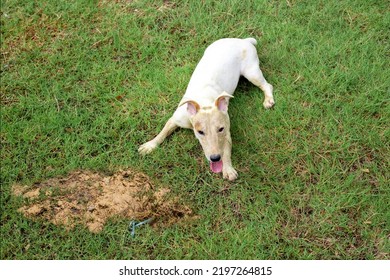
[244,37,257,45]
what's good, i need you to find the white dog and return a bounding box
[139,38,274,180]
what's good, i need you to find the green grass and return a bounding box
[1,0,389,259]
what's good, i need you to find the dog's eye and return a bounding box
[218,127,224,132]
[198,130,204,135]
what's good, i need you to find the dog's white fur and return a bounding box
[139,38,274,180]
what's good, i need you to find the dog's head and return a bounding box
[179,92,233,173]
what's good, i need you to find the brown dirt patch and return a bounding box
[12,169,193,233]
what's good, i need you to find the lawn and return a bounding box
[1,0,389,259]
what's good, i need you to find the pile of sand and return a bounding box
[12,169,192,233]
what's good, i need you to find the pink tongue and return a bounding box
[210,160,223,173]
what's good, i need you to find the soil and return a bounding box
[12,169,193,233]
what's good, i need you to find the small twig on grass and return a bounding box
[54,95,60,112]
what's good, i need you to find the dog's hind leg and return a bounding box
[243,65,275,109]
[138,117,178,155]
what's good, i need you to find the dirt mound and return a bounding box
[12,169,192,233]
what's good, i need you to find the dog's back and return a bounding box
[183,38,259,104]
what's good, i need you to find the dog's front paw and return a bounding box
[138,141,158,155]
[223,165,238,181]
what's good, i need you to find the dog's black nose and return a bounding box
[210,154,221,162]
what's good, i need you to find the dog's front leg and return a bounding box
[138,117,178,155]
[222,132,238,181]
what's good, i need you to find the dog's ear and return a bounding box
[215,92,234,112]
[179,100,200,116]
